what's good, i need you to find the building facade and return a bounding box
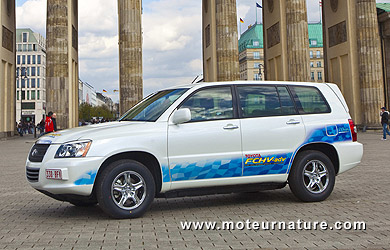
[96,92,114,111]
[239,23,324,83]
[81,80,97,107]
[15,28,46,124]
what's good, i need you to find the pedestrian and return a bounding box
[17,121,23,137]
[45,112,54,133]
[39,118,45,134]
[23,121,28,134]
[37,118,45,137]
[52,113,57,132]
[380,107,390,140]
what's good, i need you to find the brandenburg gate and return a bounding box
[0,0,385,136]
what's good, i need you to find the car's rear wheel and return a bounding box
[288,150,335,202]
[96,159,155,219]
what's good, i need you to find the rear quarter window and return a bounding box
[289,86,331,114]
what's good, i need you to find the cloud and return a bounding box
[237,4,251,21]
[16,0,46,35]
[79,34,118,59]
[79,0,118,37]
[142,0,201,52]
[141,0,202,95]
[189,59,203,72]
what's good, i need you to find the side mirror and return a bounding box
[172,108,191,124]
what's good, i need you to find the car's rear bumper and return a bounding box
[334,141,363,174]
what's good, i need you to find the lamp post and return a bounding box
[16,66,28,123]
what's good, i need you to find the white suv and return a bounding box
[26,81,363,218]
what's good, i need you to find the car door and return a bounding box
[237,85,306,177]
[168,86,243,185]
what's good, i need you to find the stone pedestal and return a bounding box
[356,0,385,127]
[0,0,16,138]
[263,0,310,81]
[202,0,239,82]
[46,0,79,130]
[118,0,143,115]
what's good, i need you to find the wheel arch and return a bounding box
[290,143,340,175]
[93,151,163,195]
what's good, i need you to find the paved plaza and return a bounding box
[0,132,389,249]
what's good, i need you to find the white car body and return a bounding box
[26,81,363,201]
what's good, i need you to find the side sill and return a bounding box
[156,182,287,198]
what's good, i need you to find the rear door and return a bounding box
[237,85,306,177]
[288,85,351,144]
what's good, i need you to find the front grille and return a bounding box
[26,167,40,182]
[29,144,50,163]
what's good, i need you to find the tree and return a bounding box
[79,103,115,122]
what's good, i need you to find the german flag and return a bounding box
[240,18,244,23]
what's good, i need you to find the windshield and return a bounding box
[119,88,188,122]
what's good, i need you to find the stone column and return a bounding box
[286,0,310,81]
[263,0,310,81]
[202,0,239,82]
[215,0,240,81]
[0,0,16,138]
[377,11,390,109]
[356,0,385,127]
[118,0,143,115]
[46,0,79,130]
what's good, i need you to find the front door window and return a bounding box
[181,87,234,122]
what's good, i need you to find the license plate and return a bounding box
[46,169,62,180]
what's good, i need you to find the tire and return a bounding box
[288,150,335,202]
[96,159,155,219]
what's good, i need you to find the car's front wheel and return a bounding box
[288,150,335,202]
[96,159,155,219]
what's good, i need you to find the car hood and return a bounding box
[36,121,147,144]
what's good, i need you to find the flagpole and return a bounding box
[319,1,322,23]
[256,6,258,24]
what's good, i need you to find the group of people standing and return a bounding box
[16,121,35,136]
[17,111,57,137]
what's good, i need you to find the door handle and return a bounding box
[286,119,301,125]
[223,124,239,130]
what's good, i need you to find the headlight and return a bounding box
[55,141,92,158]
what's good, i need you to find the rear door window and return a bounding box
[289,86,331,114]
[237,86,282,118]
[237,85,298,118]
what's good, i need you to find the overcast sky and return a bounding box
[16,0,390,103]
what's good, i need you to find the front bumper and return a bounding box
[26,144,105,196]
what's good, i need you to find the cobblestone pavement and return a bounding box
[0,132,389,250]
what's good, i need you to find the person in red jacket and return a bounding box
[45,111,54,133]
